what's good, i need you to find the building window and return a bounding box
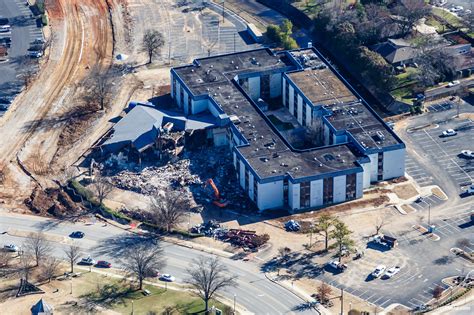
[253,177,258,202]
[284,81,290,108]
[300,181,310,208]
[323,177,334,205]
[302,102,306,126]
[187,94,192,115]
[377,152,384,181]
[245,170,249,193]
[261,75,270,100]
[236,159,240,182]
[346,173,356,200]
[293,92,298,117]
[283,178,289,206]
[179,87,184,108]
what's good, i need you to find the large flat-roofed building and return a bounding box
[171,47,405,212]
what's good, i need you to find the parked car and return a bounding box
[96,260,111,268]
[159,274,175,282]
[327,260,347,271]
[442,129,457,137]
[28,51,42,58]
[463,185,474,196]
[460,150,474,159]
[371,265,386,278]
[0,25,11,33]
[383,266,401,279]
[4,244,19,252]
[447,80,460,87]
[69,231,84,238]
[79,257,95,265]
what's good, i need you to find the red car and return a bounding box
[96,260,111,268]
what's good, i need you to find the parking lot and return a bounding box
[404,116,473,193]
[409,193,445,212]
[0,0,43,114]
[316,208,473,309]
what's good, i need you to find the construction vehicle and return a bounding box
[204,179,229,207]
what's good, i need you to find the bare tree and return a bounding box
[18,253,33,282]
[92,173,113,206]
[142,29,165,64]
[317,282,332,304]
[374,217,386,236]
[121,243,166,290]
[150,191,189,233]
[64,244,81,273]
[42,257,61,282]
[24,232,52,267]
[185,256,237,314]
[84,66,113,111]
[392,0,430,36]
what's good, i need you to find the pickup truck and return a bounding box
[371,234,398,248]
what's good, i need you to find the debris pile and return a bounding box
[24,187,85,217]
[285,220,301,232]
[190,220,223,236]
[112,159,202,195]
[190,222,270,249]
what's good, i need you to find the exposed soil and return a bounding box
[393,183,418,200]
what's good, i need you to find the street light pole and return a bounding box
[428,203,431,226]
[340,288,344,315]
[233,294,236,314]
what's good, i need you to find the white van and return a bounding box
[0,25,11,33]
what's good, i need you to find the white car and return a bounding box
[442,129,457,137]
[447,80,460,87]
[371,265,386,278]
[460,150,474,159]
[464,185,474,196]
[4,244,19,252]
[159,274,175,282]
[79,257,95,265]
[384,266,401,279]
[327,260,347,271]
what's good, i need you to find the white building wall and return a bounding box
[270,73,281,98]
[288,85,295,115]
[356,172,363,198]
[360,162,371,188]
[324,124,331,146]
[288,182,300,210]
[192,99,209,115]
[333,134,347,144]
[297,94,303,124]
[305,104,312,126]
[233,152,237,168]
[248,76,260,101]
[171,74,175,98]
[213,129,228,146]
[248,172,254,200]
[239,160,246,189]
[175,82,182,108]
[183,90,189,114]
[310,179,323,207]
[257,181,284,210]
[333,175,346,203]
[368,153,378,182]
[383,148,406,179]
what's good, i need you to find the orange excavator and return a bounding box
[204,179,229,208]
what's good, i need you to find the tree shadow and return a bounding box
[433,255,455,265]
[291,301,318,312]
[80,282,133,308]
[91,234,161,257]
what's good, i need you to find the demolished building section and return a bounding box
[170,47,405,212]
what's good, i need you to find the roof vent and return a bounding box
[210,64,214,68]
[319,163,323,167]
[227,95,231,99]
[260,157,269,162]
[231,60,234,64]
[235,105,239,108]
[191,69,194,72]
[272,170,277,173]
[235,66,239,70]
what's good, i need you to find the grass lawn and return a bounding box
[425,16,448,33]
[390,86,415,105]
[80,275,232,314]
[431,8,463,28]
[393,67,418,89]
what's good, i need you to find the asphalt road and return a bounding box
[0,0,42,107]
[0,213,318,315]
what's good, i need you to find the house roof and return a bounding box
[103,104,217,152]
[31,298,53,315]
[372,40,416,64]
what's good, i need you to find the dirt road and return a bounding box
[0,0,115,204]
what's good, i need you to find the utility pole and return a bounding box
[428,203,431,226]
[233,294,236,314]
[222,0,225,23]
[340,287,344,315]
